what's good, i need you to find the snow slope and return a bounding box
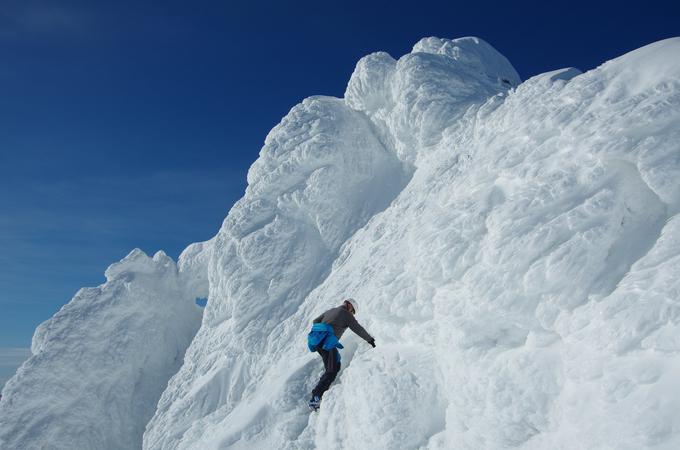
[3,36,680,450]
[143,36,680,449]
[0,250,203,450]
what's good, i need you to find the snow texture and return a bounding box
[0,250,203,450]
[3,36,680,450]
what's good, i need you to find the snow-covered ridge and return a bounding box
[345,37,520,164]
[0,249,202,449]
[3,36,680,450]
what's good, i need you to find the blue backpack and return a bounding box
[307,323,343,361]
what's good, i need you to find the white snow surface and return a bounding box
[3,36,680,450]
[0,249,203,450]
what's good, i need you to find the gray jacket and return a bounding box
[313,306,373,343]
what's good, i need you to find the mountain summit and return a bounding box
[2,36,680,450]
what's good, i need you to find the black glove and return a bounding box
[368,339,376,348]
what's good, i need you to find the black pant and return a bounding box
[312,347,341,399]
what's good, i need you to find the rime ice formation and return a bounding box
[0,250,202,450]
[144,92,410,450]
[3,36,680,450]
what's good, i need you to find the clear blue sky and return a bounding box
[0,0,677,358]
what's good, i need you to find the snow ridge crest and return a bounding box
[4,36,680,450]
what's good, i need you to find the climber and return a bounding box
[307,298,375,411]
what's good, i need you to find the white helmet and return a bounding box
[344,298,359,312]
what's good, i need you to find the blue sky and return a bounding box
[1,0,678,383]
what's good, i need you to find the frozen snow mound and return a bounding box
[4,35,680,450]
[344,36,520,164]
[143,94,411,449]
[0,249,203,450]
[145,36,680,449]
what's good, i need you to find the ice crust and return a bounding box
[3,36,680,450]
[0,250,203,449]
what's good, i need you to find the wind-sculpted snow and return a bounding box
[4,36,680,450]
[143,95,410,449]
[144,36,680,449]
[312,38,680,449]
[0,250,202,450]
[345,37,520,164]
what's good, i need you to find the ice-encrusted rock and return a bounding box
[4,35,680,450]
[305,38,680,450]
[0,249,202,450]
[345,36,520,164]
[143,95,410,449]
[145,36,680,449]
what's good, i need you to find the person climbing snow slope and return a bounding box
[307,298,375,411]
